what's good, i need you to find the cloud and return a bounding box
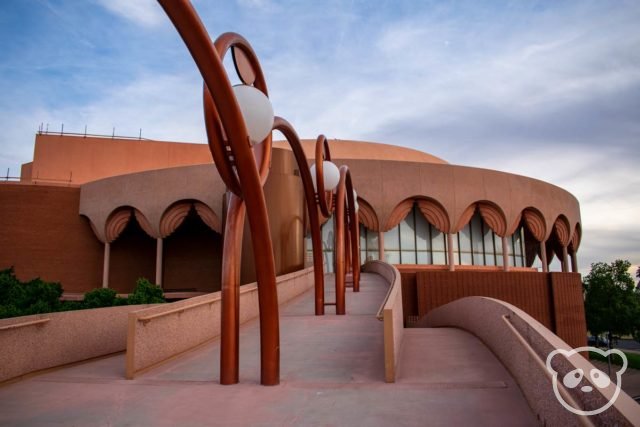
[95,0,165,28]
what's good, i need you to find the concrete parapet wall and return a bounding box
[0,304,152,383]
[425,297,640,426]
[363,261,404,383]
[126,267,314,379]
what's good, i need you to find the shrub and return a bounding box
[83,288,118,308]
[128,278,165,305]
[0,268,62,318]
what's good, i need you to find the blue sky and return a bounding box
[0,0,638,275]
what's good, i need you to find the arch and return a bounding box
[82,214,103,243]
[134,209,156,239]
[105,207,133,243]
[161,200,222,238]
[160,202,192,239]
[570,222,582,252]
[477,201,507,237]
[553,215,571,247]
[194,201,222,233]
[384,198,414,232]
[453,203,477,233]
[521,207,546,242]
[416,198,450,233]
[357,197,379,231]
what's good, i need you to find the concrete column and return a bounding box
[155,238,163,288]
[561,246,569,272]
[378,230,385,262]
[570,250,578,273]
[502,235,510,272]
[447,233,455,271]
[540,241,548,273]
[102,242,110,288]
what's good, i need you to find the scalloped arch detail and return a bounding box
[522,208,546,242]
[570,223,582,251]
[357,198,379,231]
[134,209,156,238]
[194,202,222,233]
[384,198,414,232]
[160,203,192,238]
[477,202,507,237]
[105,208,132,243]
[416,198,449,233]
[553,215,571,247]
[453,204,477,233]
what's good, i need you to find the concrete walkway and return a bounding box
[0,273,536,426]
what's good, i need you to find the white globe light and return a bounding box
[232,84,274,145]
[310,161,340,192]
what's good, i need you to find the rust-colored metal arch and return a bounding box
[158,1,279,386]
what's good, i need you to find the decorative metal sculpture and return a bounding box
[157,0,361,385]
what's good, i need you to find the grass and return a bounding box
[589,350,640,370]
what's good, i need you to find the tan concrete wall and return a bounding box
[425,297,640,426]
[126,267,314,379]
[363,261,404,383]
[0,304,152,383]
[342,158,581,241]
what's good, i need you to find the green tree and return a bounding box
[583,260,640,339]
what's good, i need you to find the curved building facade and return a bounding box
[0,133,585,347]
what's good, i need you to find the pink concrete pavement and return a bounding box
[0,273,536,426]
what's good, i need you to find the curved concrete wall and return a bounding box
[343,158,580,241]
[425,297,640,426]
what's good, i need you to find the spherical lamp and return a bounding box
[232,84,274,145]
[310,161,340,192]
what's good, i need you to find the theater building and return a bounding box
[0,132,586,347]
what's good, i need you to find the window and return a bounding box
[382,204,527,267]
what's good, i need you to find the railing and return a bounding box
[424,297,640,426]
[0,318,50,331]
[0,305,151,384]
[126,267,315,379]
[363,261,404,383]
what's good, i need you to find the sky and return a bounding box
[0,0,638,276]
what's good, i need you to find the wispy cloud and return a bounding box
[95,0,165,28]
[1,0,638,274]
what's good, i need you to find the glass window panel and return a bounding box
[515,228,524,256]
[433,251,446,265]
[323,251,334,273]
[399,215,416,250]
[483,227,495,266]
[322,218,334,250]
[366,250,379,261]
[460,252,473,265]
[360,250,366,263]
[360,224,366,249]
[384,226,400,250]
[431,227,445,251]
[366,229,378,252]
[458,224,472,252]
[417,251,431,264]
[494,234,503,255]
[415,209,430,251]
[401,250,416,264]
[471,213,484,255]
[385,251,400,264]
